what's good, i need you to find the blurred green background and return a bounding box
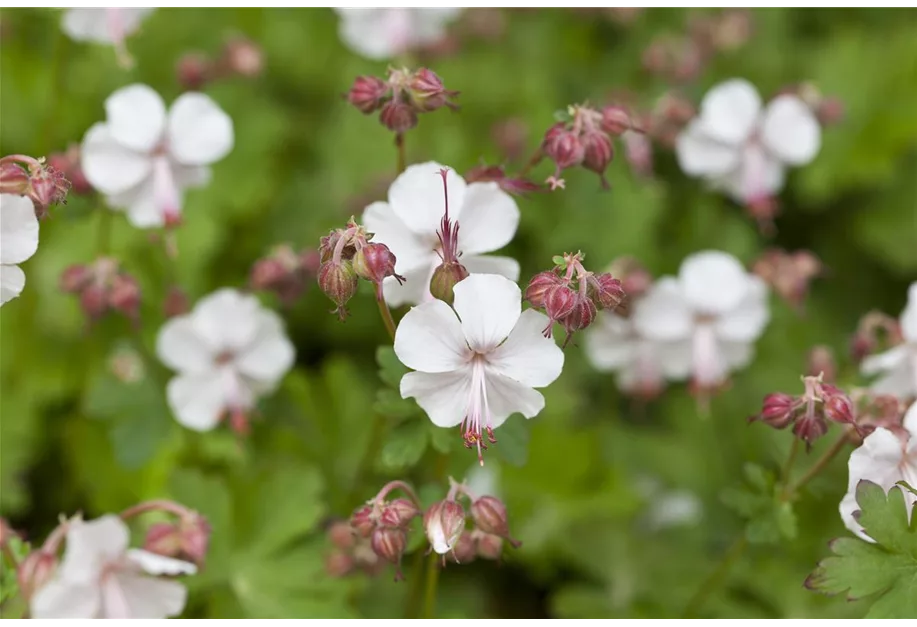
[1,7,916,618]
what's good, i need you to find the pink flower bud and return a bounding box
[408,68,458,112]
[543,124,585,171]
[109,273,141,320]
[475,532,503,561]
[144,522,183,558]
[17,551,57,602]
[0,161,30,196]
[446,531,477,564]
[318,261,358,321]
[824,392,855,425]
[350,504,375,538]
[379,498,421,528]
[80,284,109,320]
[601,105,632,136]
[543,284,577,328]
[60,264,93,293]
[222,36,263,78]
[379,100,418,133]
[429,261,469,305]
[143,514,210,567]
[793,412,828,447]
[28,163,70,216]
[348,75,389,114]
[524,271,564,309]
[807,345,836,383]
[581,129,614,187]
[163,285,190,318]
[562,292,597,342]
[424,500,465,555]
[370,526,406,569]
[176,53,212,91]
[470,496,520,548]
[353,243,404,286]
[750,392,797,429]
[325,551,354,578]
[587,273,626,310]
[327,521,357,550]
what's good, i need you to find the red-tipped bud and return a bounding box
[446,531,477,564]
[80,284,109,320]
[328,521,357,550]
[408,68,459,112]
[109,273,141,320]
[751,392,797,429]
[380,100,418,133]
[380,498,421,528]
[350,504,375,538]
[17,551,57,602]
[319,261,358,320]
[370,527,407,572]
[544,284,577,324]
[353,243,404,286]
[470,496,520,549]
[824,392,855,426]
[348,75,389,114]
[601,105,632,136]
[582,130,614,186]
[587,273,626,310]
[176,53,212,91]
[429,261,469,305]
[424,500,466,555]
[222,36,263,78]
[475,532,504,561]
[543,124,585,171]
[163,285,190,318]
[525,271,564,309]
[143,513,210,567]
[562,293,597,344]
[144,522,183,558]
[793,413,828,447]
[0,161,30,195]
[60,264,93,293]
[325,551,354,578]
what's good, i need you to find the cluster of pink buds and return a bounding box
[749,373,859,448]
[0,154,70,217]
[525,251,626,346]
[176,36,264,91]
[347,67,459,134]
[318,218,404,320]
[60,257,141,324]
[849,310,903,363]
[752,249,822,311]
[324,520,386,578]
[541,104,636,189]
[250,244,321,306]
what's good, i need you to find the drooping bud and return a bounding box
[144,522,183,558]
[601,105,633,136]
[163,285,190,318]
[446,531,477,564]
[327,521,357,550]
[543,284,577,331]
[475,532,504,561]
[587,273,626,310]
[581,129,614,187]
[370,527,407,577]
[0,154,70,217]
[543,123,585,172]
[424,500,466,555]
[109,273,141,321]
[380,498,421,529]
[143,513,211,567]
[429,261,469,305]
[0,160,30,195]
[470,496,521,548]
[824,392,855,426]
[353,243,404,287]
[793,411,829,446]
[749,392,797,429]
[350,504,375,538]
[524,271,564,309]
[348,75,389,114]
[379,100,418,133]
[60,264,93,293]
[319,261,358,320]
[325,551,354,578]
[17,551,57,602]
[408,68,459,112]
[221,36,263,78]
[176,52,212,91]
[561,292,597,343]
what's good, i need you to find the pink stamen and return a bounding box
[461,357,495,466]
[436,169,461,264]
[152,156,181,227]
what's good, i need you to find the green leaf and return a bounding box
[374,388,418,420]
[428,423,455,454]
[494,415,530,467]
[379,421,428,470]
[552,255,566,267]
[250,465,325,556]
[376,346,408,389]
[169,470,234,576]
[807,481,917,619]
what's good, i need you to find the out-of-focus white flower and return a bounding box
[676,78,821,204]
[156,288,294,432]
[334,8,461,60]
[840,401,917,542]
[631,250,769,390]
[363,162,520,307]
[31,515,195,619]
[394,274,563,463]
[81,84,233,229]
[584,310,691,397]
[861,283,917,400]
[61,8,154,66]
[0,194,40,306]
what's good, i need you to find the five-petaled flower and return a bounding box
[362,162,520,307]
[61,8,155,67]
[334,8,461,60]
[675,78,821,206]
[156,288,295,433]
[31,515,195,619]
[860,282,917,400]
[631,250,770,392]
[840,400,917,542]
[394,274,563,464]
[0,194,40,306]
[80,83,234,229]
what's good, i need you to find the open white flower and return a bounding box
[62,8,154,65]
[861,282,917,400]
[156,288,294,432]
[363,162,520,307]
[81,84,233,229]
[334,8,461,60]
[584,310,691,397]
[632,251,769,389]
[676,78,821,204]
[31,515,195,619]
[394,274,563,462]
[1,194,40,306]
[840,401,917,542]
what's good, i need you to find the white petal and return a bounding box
[839,490,872,542]
[337,8,404,60]
[190,288,261,353]
[760,95,821,166]
[117,8,156,35]
[405,8,460,45]
[718,143,786,203]
[61,8,111,42]
[455,182,520,256]
[167,93,234,166]
[453,274,521,352]
[488,309,564,387]
[58,515,129,584]
[126,549,197,576]
[394,299,469,373]
[484,370,545,429]
[900,282,917,342]
[381,262,435,307]
[166,372,226,431]
[0,194,39,264]
[233,310,295,383]
[0,265,25,306]
[866,359,916,399]
[106,178,162,229]
[31,580,101,619]
[388,162,467,236]
[401,369,471,428]
[174,163,212,189]
[904,401,917,440]
[460,254,520,282]
[104,573,187,619]
[427,519,451,554]
[714,275,770,342]
[584,313,636,371]
[632,277,693,342]
[720,340,754,371]
[656,339,694,380]
[679,250,750,315]
[156,314,216,374]
[362,201,433,274]
[850,427,905,485]
[80,123,153,195]
[861,345,908,376]
[697,78,762,145]
[105,84,167,153]
[675,120,742,176]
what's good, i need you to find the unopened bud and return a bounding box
[525,271,564,309]
[328,521,357,550]
[109,274,141,320]
[587,273,626,310]
[424,500,465,555]
[816,96,844,126]
[543,284,576,327]
[475,532,503,561]
[176,53,212,91]
[143,514,210,566]
[353,243,404,286]
[543,124,585,171]
[325,551,354,578]
[380,100,418,133]
[380,498,420,528]
[60,264,92,293]
[319,261,358,320]
[350,504,375,538]
[348,75,389,114]
[163,285,190,318]
[0,161,30,195]
[429,261,469,305]
[470,496,520,547]
[144,522,183,558]
[222,36,263,78]
[17,551,57,601]
[80,284,109,320]
[561,292,597,340]
[601,105,632,136]
[750,392,796,429]
[446,531,477,564]
[793,413,828,447]
[370,526,407,574]
[581,130,614,187]
[408,68,458,112]
[824,392,855,426]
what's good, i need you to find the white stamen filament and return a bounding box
[692,323,724,388]
[152,156,181,225]
[461,355,494,466]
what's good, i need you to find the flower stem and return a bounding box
[395,133,406,175]
[119,499,191,521]
[780,438,800,490]
[681,535,748,618]
[376,290,397,341]
[421,551,441,618]
[518,147,544,177]
[787,432,849,495]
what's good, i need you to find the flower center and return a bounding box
[461,354,497,465]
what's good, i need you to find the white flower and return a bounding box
[61,9,154,65]
[334,8,461,60]
[675,78,821,204]
[631,251,770,389]
[584,310,691,397]
[394,274,563,462]
[1,194,39,307]
[363,162,520,307]
[840,401,917,542]
[861,282,917,400]
[156,288,295,432]
[80,83,233,229]
[31,515,195,619]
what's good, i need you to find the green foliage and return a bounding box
[721,463,798,545]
